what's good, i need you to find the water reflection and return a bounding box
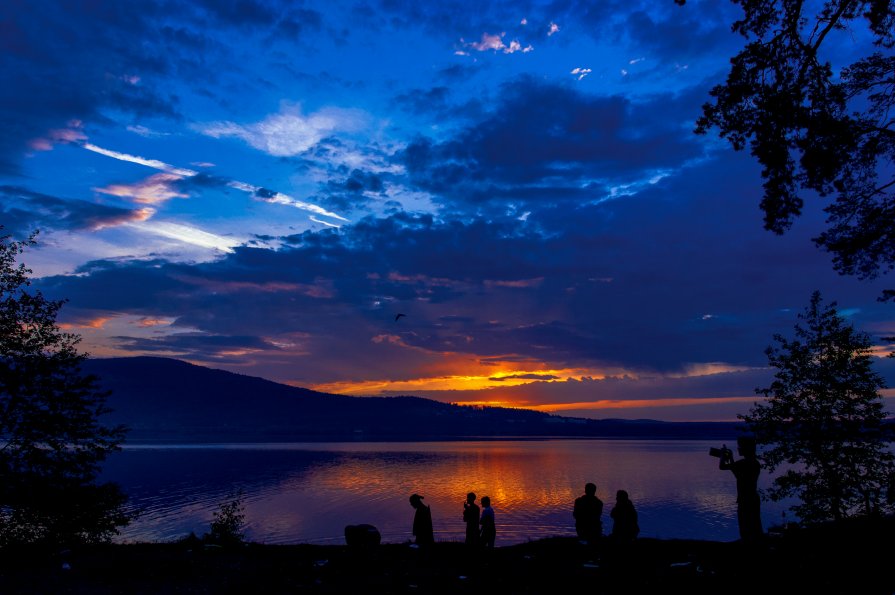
[102,440,786,545]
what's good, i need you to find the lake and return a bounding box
[101,439,789,546]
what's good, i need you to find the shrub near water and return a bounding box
[204,493,246,546]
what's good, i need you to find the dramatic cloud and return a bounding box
[8,0,893,421]
[400,78,706,209]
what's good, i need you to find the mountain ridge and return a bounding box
[82,356,743,442]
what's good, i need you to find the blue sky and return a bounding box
[2,0,892,421]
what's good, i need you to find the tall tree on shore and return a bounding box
[678,0,895,286]
[744,291,893,523]
[0,230,128,545]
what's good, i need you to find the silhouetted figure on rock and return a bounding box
[479,496,495,548]
[409,493,434,546]
[463,492,480,546]
[719,436,763,543]
[573,482,603,544]
[610,489,639,544]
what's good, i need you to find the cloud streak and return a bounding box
[81,143,348,222]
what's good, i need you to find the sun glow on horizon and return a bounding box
[307,367,594,395]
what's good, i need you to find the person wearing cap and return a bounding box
[409,493,434,546]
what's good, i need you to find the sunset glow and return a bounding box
[3,0,893,421]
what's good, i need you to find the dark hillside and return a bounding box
[83,357,743,442]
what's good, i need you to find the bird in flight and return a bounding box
[395,313,406,321]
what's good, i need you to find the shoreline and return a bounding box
[2,517,892,594]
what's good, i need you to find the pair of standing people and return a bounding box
[573,482,639,544]
[463,492,495,547]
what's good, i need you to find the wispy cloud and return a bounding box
[129,220,240,253]
[83,143,198,177]
[548,22,560,36]
[310,216,341,228]
[198,106,363,157]
[571,67,592,80]
[126,125,170,138]
[82,143,347,222]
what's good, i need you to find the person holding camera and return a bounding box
[717,436,763,543]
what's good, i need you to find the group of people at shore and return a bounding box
[406,436,762,548]
[408,484,639,548]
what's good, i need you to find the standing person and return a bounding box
[719,436,763,543]
[462,492,480,546]
[573,482,603,544]
[479,496,495,548]
[409,493,434,546]
[610,490,639,543]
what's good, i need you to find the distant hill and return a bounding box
[82,357,743,442]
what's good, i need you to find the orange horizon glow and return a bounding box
[308,366,602,395]
[526,396,762,413]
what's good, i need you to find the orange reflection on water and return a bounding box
[114,440,783,545]
[236,440,759,544]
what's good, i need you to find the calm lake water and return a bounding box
[101,439,788,546]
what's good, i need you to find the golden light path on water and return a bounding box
[104,440,790,546]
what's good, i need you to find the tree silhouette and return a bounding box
[744,291,893,523]
[679,0,895,286]
[0,230,128,545]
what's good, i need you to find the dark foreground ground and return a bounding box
[1,517,893,594]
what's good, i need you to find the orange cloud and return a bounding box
[484,277,544,288]
[95,172,188,204]
[59,316,112,330]
[90,207,155,230]
[136,317,173,327]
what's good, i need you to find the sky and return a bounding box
[2,0,893,421]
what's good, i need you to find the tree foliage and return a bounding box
[0,230,128,546]
[205,492,246,546]
[743,291,893,523]
[682,0,895,283]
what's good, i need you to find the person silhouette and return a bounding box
[409,493,434,546]
[479,496,495,548]
[609,489,639,543]
[719,436,763,542]
[573,482,603,544]
[462,492,480,546]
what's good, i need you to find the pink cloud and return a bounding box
[28,120,87,151]
[95,173,188,204]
